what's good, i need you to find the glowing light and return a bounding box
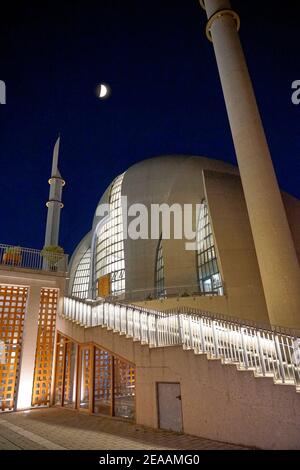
[96,83,111,100]
[100,84,107,98]
[16,376,34,410]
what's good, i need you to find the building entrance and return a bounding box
[157,382,183,433]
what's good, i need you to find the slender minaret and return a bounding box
[199,0,300,329]
[44,136,65,247]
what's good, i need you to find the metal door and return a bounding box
[157,382,183,433]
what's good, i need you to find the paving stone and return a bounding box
[0,408,247,450]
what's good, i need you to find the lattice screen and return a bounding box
[94,347,112,415]
[32,288,58,406]
[0,285,28,412]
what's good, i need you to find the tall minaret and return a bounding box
[199,0,300,329]
[44,136,65,247]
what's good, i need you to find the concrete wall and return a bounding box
[138,347,300,450]
[204,170,269,324]
[57,316,300,450]
[283,192,300,264]
[133,295,233,318]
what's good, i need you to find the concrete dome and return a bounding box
[69,155,238,299]
[92,155,237,230]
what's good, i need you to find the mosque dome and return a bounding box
[68,155,238,301]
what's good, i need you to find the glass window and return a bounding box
[72,249,91,299]
[96,173,126,297]
[79,348,91,409]
[197,201,223,295]
[54,335,77,408]
[114,358,135,420]
[94,347,112,415]
[54,334,65,406]
[54,335,136,420]
[63,341,77,408]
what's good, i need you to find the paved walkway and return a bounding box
[0,408,246,450]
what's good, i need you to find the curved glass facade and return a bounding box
[72,248,91,299]
[95,173,125,297]
[197,202,223,295]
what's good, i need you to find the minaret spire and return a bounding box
[51,133,60,177]
[44,136,65,248]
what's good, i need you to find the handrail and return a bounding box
[62,296,300,391]
[66,293,300,339]
[168,306,300,339]
[95,284,223,302]
[0,244,68,273]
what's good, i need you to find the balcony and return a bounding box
[0,244,68,274]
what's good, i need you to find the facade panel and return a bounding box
[32,288,58,407]
[0,285,28,412]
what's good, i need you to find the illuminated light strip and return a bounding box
[62,296,300,389]
[206,9,240,42]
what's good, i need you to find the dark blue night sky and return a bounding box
[1,0,300,256]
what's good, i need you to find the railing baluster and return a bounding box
[199,317,205,353]
[60,295,300,391]
[125,306,128,336]
[188,316,194,350]
[274,335,285,384]
[240,327,249,369]
[256,331,267,376]
[0,243,68,273]
[155,316,159,347]
[139,310,143,342]
[212,321,219,358]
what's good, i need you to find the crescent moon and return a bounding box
[99,84,108,99]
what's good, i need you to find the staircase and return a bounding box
[62,296,300,392]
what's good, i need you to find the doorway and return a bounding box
[157,382,183,433]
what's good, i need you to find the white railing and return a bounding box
[92,283,223,302]
[0,244,68,273]
[63,296,300,391]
